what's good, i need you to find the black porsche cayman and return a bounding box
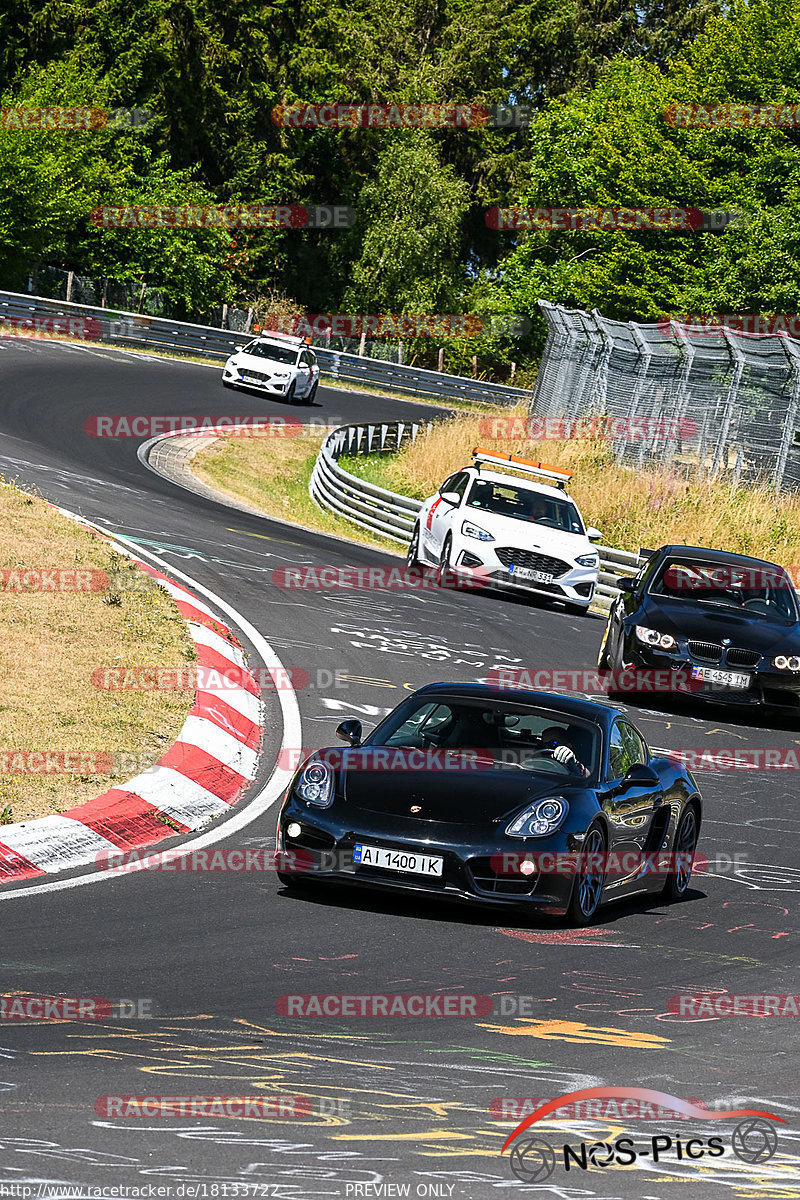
[598,544,800,707]
[275,683,702,925]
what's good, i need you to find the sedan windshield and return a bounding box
[465,479,584,534]
[242,341,299,365]
[649,558,798,621]
[369,697,600,780]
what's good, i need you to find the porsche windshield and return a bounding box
[465,479,584,534]
[650,559,798,621]
[369,697,601,779]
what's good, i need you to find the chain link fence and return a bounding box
[531,301,800,493]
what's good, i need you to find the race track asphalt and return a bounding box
[0,337,797,1198]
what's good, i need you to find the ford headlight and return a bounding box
[576,553,599,567]
[635,625,676,650]
[462,520,494,542]
[295,758,333,808]
[506,796,569,838]
[274,370,290,378]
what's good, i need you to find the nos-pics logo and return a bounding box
[501,1087,784,1182]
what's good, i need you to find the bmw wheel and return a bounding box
[566,825,606,926]
[662,805,699,902]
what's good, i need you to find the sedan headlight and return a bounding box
[295,758,333,808]
[635,625,676,650]
[462,520,495,542]
[773,655,800,670]
[506,796,569,838]
[575,553,599,567]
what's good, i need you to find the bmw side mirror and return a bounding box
[440,491,461,506]
[336,719,363,746]
[616,576,635,592]
[623,763,660,786]
[587,526,602,542]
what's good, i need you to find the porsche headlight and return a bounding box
[295,758,333,808]
[773,655,800,670]
[635,625,676,650]
[462,520,494,542]
[506,796,569,838]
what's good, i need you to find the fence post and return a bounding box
[710,332,744,477]
[65,271,74,302]
[625,323,654,466]
[775,337,800,493]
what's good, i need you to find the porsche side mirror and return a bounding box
[439,490,461,506]
[587,526,603,542]
[336,719,363,746]
[616,576,635,592]
[623,763,660,787]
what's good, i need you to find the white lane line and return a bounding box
[0,533,301,900]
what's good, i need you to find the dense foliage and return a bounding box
[2,0,798,374]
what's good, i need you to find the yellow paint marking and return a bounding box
[331,1131,472,1141]
[477,1018,670,1049]
[226,526,303,546]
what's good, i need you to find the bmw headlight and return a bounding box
[462,520,495,542]
[506,796,569,838]
[295,758,333,808]
[635,625,676,650]
[576,553,599,567]
[773,655,800,670]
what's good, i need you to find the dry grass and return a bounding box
[0,481,196,823]
[373,405,800,566]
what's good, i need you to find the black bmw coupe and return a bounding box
[275,683,702,925]
[598,544,800,707]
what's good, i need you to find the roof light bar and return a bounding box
[471,447,573,488]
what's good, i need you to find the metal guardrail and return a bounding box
[0,289,530,408]
[310,420,645,611]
